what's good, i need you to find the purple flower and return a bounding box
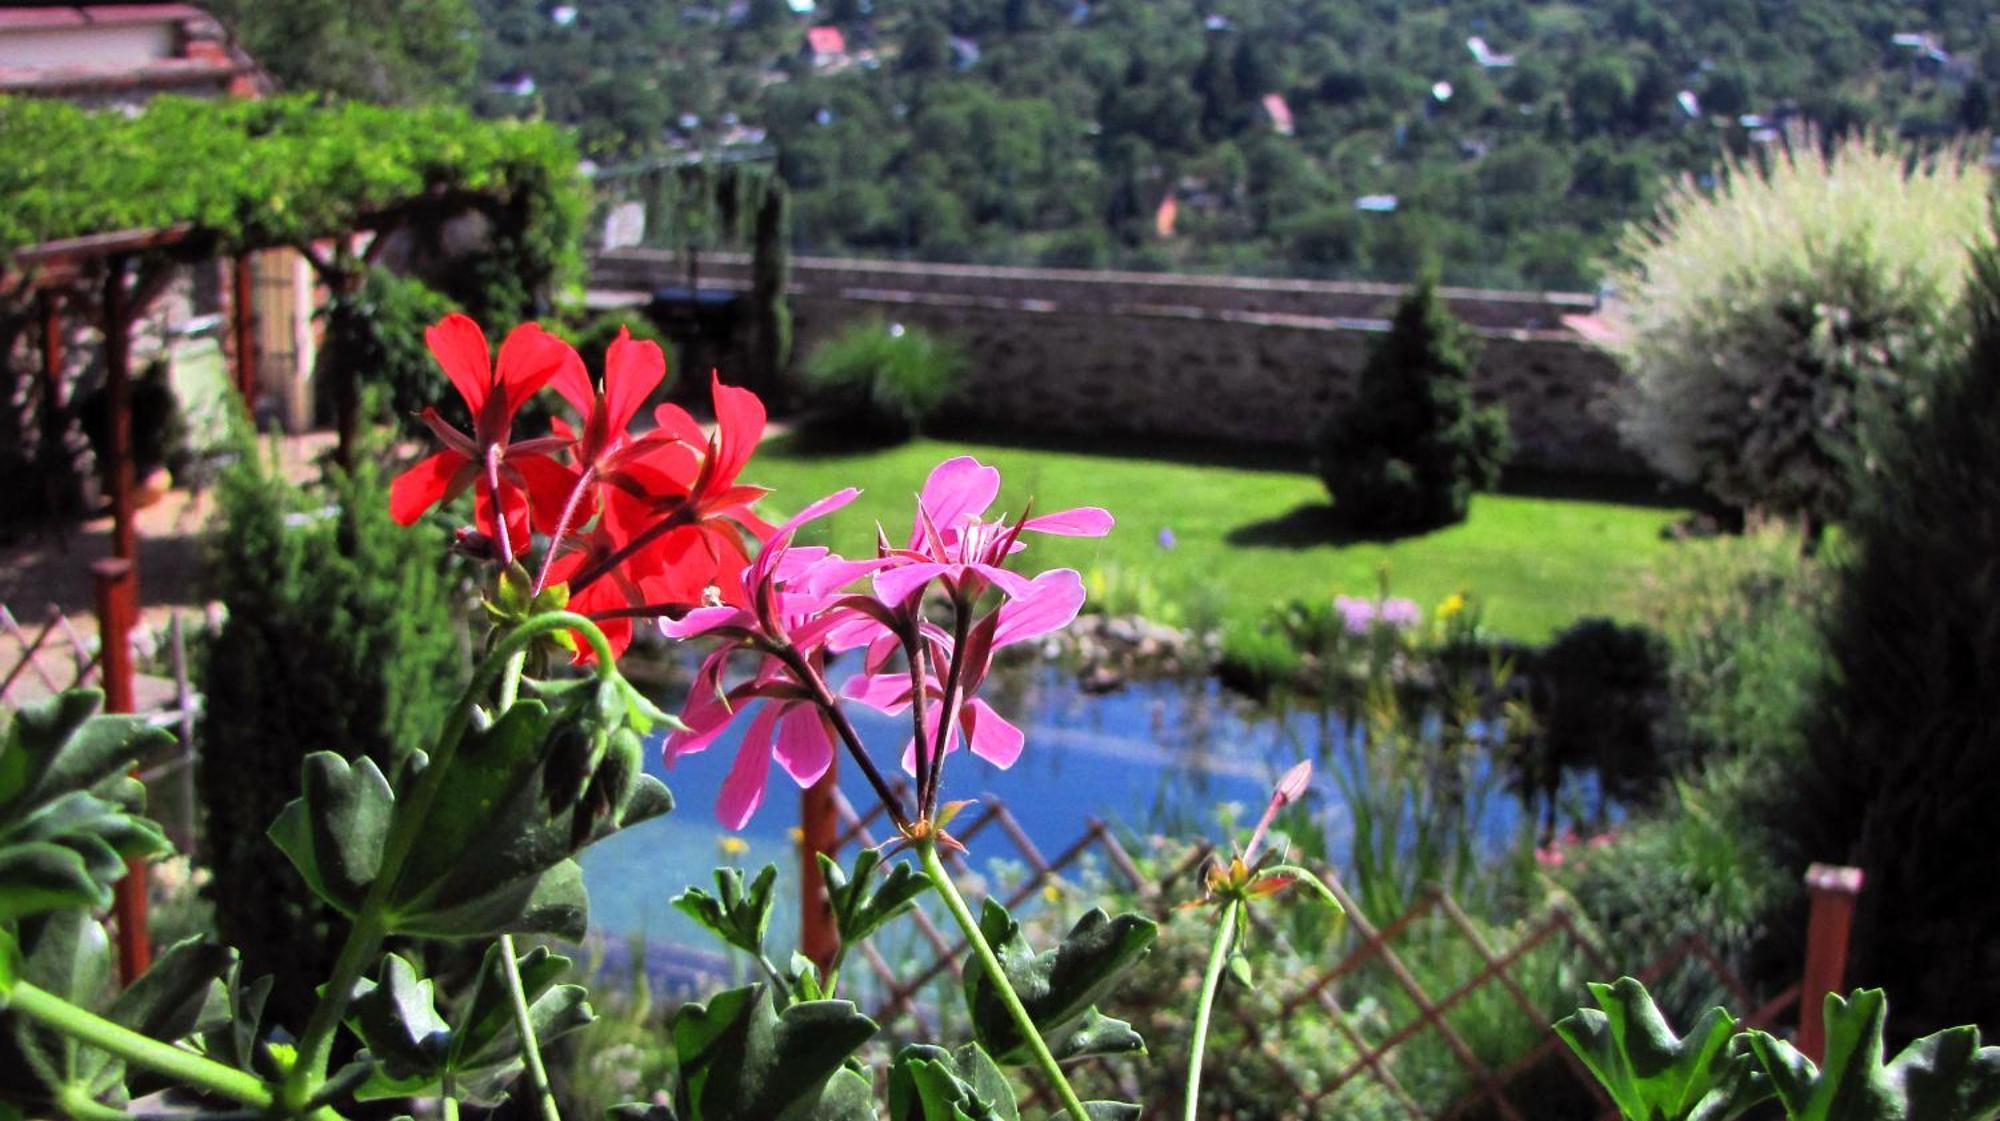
[1378,597,1422,630]
[1335,595,1376,635]
[1157,527,1177,550]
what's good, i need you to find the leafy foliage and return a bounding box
[0,691,170,926]
[0,93,584,298]
[801,319,968,442]
[1786,223,2000,1036]
[197,433,466,1020]
[1605,132,1991,523]
[318,269,461,443]
[1316,277,1509,531]
[1563,980,2000,1121]
[206,0,479,105]
[665,984,878,1121]
[963,900,1156,1066]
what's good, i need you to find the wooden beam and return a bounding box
[231,253,259,409]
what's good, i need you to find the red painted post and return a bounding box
[800,760,840,971]
[93,557,151,985]
[102,261,137,578]
[38,290,63,413]
[231,253,259,410]
[1798,863,1863,1062]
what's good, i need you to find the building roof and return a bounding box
[0,3,264,99]
[806,25,846,57]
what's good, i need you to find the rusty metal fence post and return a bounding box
[799,761,840,971]
[93,558,151,985]
[1798,863,1863,1062]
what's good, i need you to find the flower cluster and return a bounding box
[390,316,1112,834]
[1334,594,1422,635]
[389,315,773,661]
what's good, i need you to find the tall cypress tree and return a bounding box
[1789,228,2000,1037]
[1316,276,1511,531]
[197,426,463,1022]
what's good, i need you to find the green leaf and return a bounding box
[962,902,1156,1066]
[107,937,234,1044]
[672,984,878,1121]
[1554,977,1767,1121]
[1747,990,2000,1121]
[887,1043,1017,1121]
[267,752,393,914]
[0,690,173,924]
[347,954,452,1082]
[821,849,929,948]
[1047,1104,1143,1120]
[673,865,779,959]
[0,927,19,1005]
[1051,1009,1146,1063]
[808,1067,879,1121]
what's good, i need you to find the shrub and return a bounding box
[316,267,458,442]
[1520,618,1672,835]
[196,423,464,1023]
[1784,227,2000,1037]
[558,309,675,382]
[799,318,966,441]
[1603,132,1991,527]
[1316,277,1510,531]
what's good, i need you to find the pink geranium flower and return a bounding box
[660,488,884,828]
[841,567,1086,772]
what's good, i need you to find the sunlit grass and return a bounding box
[747,434,1686,641]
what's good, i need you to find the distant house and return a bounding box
[949,35,980,69]
[804,25,848,69]
[550,4,578,26]
[1355,194,1399,213]
[1260,92,1294,136]
[0,3,264,105]
[1465,35,1515,69]
[1675,89,1700,118]
[490,73,537,97]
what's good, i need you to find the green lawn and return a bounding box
[748,435,1686,642]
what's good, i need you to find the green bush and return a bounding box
[558,309,676,379]
[316,268,459,441]
[1783,227,2000,1037]
[799,319,966,441]
[196,423,464,1023]
[1316,277,1510,531]
[1604,132,1991,527]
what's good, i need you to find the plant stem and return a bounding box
[773,643,910,832]
[8,981,276,1109]
[922,604,971,818]
[918,843,1090,1121]
[283,612,619,1110]
[498,649,527,710]
[498,934,563,1121]
[905,628,934,818]
[1184,899,1240,1121]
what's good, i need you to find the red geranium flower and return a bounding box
[388,314,582,555]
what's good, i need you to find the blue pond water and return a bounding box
[579,654,1534,965]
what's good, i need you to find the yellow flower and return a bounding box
[1438,593,1467,621]
[787,827,805,845]
[718,836,749,857]
[1041,883,1064,904]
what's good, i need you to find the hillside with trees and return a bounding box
[473,0,1996,288]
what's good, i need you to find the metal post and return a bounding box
[800,761,840,971]
[1798,863,1863,1062]
[93,557,151,985]
[231,253,259,411]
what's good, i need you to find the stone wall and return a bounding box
[593,250,1643,476]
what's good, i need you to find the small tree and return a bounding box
[1316,277,1510,531]
[1784,227,2000,1038]
[197,423,463,1023]
[1604,132,1991,527]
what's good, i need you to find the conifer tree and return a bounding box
[1316,277,1510,531]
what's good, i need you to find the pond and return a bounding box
[578,646,1547,980]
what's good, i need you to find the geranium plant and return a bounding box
[0,314,1338,1121]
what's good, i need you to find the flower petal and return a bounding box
[962,698,1025,769]
[912,456,1000,549]
[389,450,469,525]
[773,704,835,787]
[1022,506,1115,537]
[497,322,584,418]
[709,373,767,486]
[992,569,1087,648]
[874,562,951,607]
[840,672,918,714]
[426,313,493,416]
[604,328,667,436]
[716,703,780,829]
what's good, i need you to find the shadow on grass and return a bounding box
[1224,502,1429,548]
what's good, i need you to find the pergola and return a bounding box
[1,92,583,980]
